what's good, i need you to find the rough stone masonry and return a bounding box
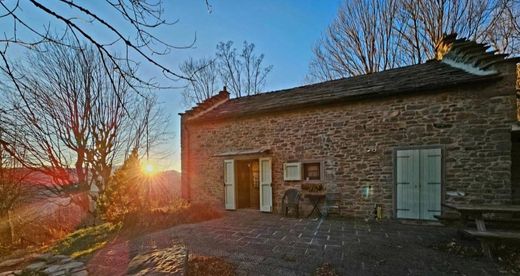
[181,39,519,219]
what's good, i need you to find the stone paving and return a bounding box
[0,210,499,275]
[162,210,498,276]
[86,236,187,275]
[0,253,87,276]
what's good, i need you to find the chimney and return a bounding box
[180,86,230,120]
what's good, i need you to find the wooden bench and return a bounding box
[462,229,520,258]
[440,204,520,259]
[435,214,520,228]
[434,214,461,226]
[462,229,520,241]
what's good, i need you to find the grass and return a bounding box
[50,222,121,259]
[47,201,223,261]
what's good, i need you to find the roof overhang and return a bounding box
[214,148,271,157]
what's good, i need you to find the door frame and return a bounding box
[224,155,272,212]
[392,145,446,219]
[259,157,273,212]
[224,159,236,210]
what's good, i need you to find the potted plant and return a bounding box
[301,183,324,194]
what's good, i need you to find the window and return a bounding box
[303,162,321,181]
[283,162,301,181]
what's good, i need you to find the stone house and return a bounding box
[180,36,520,220]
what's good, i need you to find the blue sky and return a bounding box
[2,0,342,171]
[152,1,342,170]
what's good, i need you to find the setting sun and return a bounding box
[142,163,156,176]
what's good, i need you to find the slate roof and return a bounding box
[188,60,501,122]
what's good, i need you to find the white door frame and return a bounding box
[224,157,272,212]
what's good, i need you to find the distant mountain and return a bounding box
[155,170,181,195]
[147,170,181,205]
[4,168,78,186]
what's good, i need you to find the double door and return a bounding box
[396,148,442,220]
[224,158,272,212]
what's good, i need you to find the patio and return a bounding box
[160,210,497,275]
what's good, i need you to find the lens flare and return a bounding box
[142,163,156,176]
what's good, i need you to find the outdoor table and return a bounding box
[442,203,520,257]
[442,203,520,232]
[306,193,326,218]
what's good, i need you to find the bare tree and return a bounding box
[480,0,520,55]
[180,41,273,106]
[0,40,166,209]
[308,0,403,81]
[217,41,273,98]
[3,41,104,190]
[179,57,220,107]
[0,0,197,96]
[308,0,520,81]
[397,0,507,63]
[0,128,29,246]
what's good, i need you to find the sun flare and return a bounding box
[142,163,156,176]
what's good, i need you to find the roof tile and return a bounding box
[187,61,500,122]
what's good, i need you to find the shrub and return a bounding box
[121,199,223,233]
[96,149,142,223]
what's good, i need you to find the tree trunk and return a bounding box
[75,153,87,191]
[8,210,15,245]
[0,210,13,246]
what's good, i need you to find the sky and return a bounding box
[1,0,342,171]
[152,1,342,171]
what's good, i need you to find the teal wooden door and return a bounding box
[396,148,442,220]
[396,150,420,219]
[419,148,442,220]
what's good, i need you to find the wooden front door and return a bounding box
[235,160,260,209]
[396,148,442,220]
[236,161,251,208]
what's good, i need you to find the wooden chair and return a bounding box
[282,189,301,218]
[324,192,341,217]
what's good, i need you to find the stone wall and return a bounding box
[512,132,520,205]
[181,62,518,218]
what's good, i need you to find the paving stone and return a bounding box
[0,258,25,268]
[48,270,67,276]
[23,261,47,271]
[71,269,88,276]
[31,253,52,261]
[61,261,85,271]
[57,257,73,264]
[17,253,88,276]
[170,211,502,275]
[127,245,187,276]
[62,210,503,275]
[42,264,65,274]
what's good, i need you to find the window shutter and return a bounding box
[283,162,301,181]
